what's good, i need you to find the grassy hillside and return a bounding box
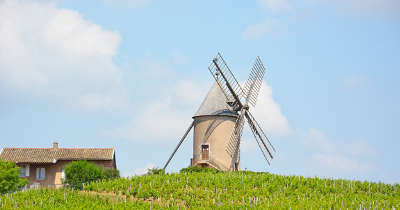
[1,171,399,209]
[0,188,156,209]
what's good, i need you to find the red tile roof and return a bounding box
[0,147,115,164]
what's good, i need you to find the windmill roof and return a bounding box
[193,82,237,117]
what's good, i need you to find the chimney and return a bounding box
[53,141,59,149]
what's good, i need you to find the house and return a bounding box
[0,142,116,189]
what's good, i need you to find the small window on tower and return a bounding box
[201,144,209,160]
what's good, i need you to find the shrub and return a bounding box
[64,160,120,189]
[102,168,120,179]
[180,166,219,174]
[0,159,28,194]
[64,160,103,189]
[147,168,165,175]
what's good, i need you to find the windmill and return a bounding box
[163,53,275,171]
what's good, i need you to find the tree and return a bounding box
[147,168,165,175]
[64,160,103,189]
[0,159,28,194]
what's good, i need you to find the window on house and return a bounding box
[19,165,29,177]
[36,168,45,180]
[19,166,26,177]
[201,144,209,160]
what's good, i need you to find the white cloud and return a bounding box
[173,80,205,105]
[106,75,207,142]
[0,0,127,112]
[302,128,376,175]
[257,0,292,11]
[123,163,155,177]
[243,19,284,41]
[344,139,376,157]
[252,82,293,136]
[109,97,193,142]
[313,153,374,174]
[44,10,119,56]
[303,128,335,152]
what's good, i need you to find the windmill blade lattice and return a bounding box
[208,53,245,105]
[247,111,275,153]
[244,56,266,107]
[229,110,246,170]
[250,125,271,165]
[225,111,246,158]
[245,111,275,164]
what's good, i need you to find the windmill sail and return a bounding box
[245,111,275,163]
[226,111,245,158]
[208,53,245,106]
[244,57,266,107]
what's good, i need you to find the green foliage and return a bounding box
[180,166,219,174]
[102,168,120,180]
[0,188,160,209]
[2,169,399,209]
[84,171,400,209]
[63,160,104,190]
[0,159,28,194]
[147,168,165,175]
[64,160,120,189]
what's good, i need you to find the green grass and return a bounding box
[84,171,399,209]
[0,188,159,209]
[1,171,399,209]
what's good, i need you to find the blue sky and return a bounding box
[0,0,399,183]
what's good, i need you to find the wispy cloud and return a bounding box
[303,128,335,152]
[103,0,150,8]
[105,57,208,142]
[243,19,285,41]
[342,75,370,89]
[303,128,376,176]
[170,51,188,65]
[344,139,376,157]
[107,95,195,142]
[312,153,374,174]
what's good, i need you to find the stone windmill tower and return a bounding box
[163,53,275,171]
[191,82,238,170]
